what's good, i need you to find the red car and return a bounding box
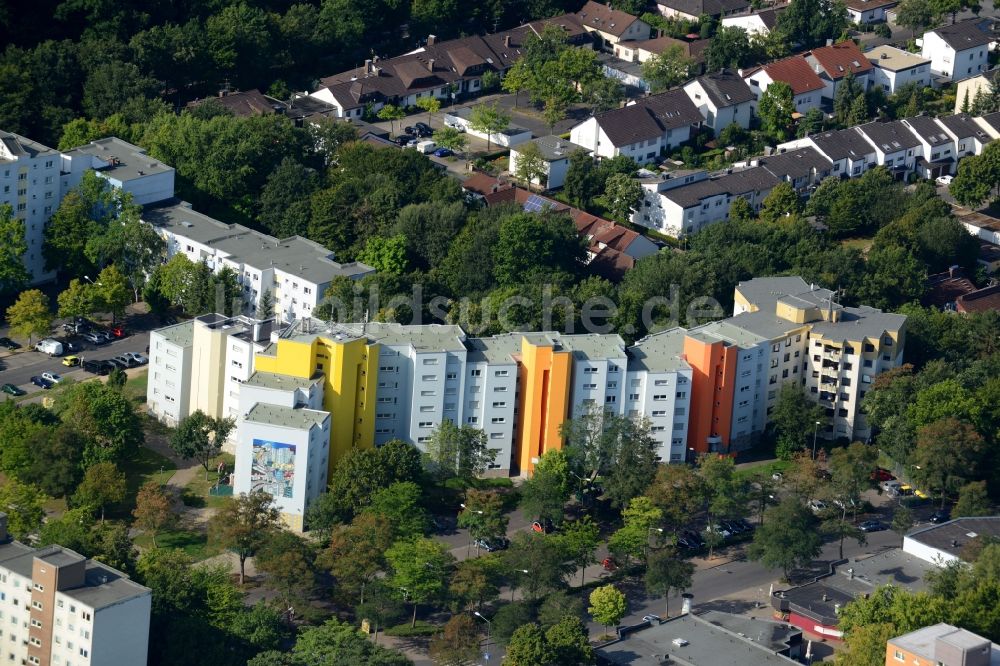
[871,468,894,482]
[602,557,617,571]
[108,325,127,339]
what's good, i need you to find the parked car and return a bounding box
[413,122,433,137]
[114,355,139,368]
[82,359,111,375]
[433,147,454,158]
[474,537,510,552]
[808,499,828,513]
[1,383,25,396]
[30,375,53,389]
[393,133,416,146]
[443,119,466,131]
[82,331,109,345]
[936,175,954,186]
[929,509,951,524]
[62,355,80,367]
[40,372,62,384]
[859,520,887,532]
[871,468,894,482]
[104,358,127,371]
[643,615,662,624]
[123,352,148,365]
[601,557,617,571]
[0,337,21,350]
[681,531,705,548]
[35,339,63,356]
[108,325,127,339]
[881,480,902,494]
[704,524,732,539]
[60,338,81,352]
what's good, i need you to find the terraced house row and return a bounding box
[146,277,905,530]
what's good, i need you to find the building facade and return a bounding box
[0,514,151,666]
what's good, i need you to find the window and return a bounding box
[446,372,457,380]
[495,370,508,377]
[419,405,433,412]
[491,417,505,423]
[422,358,438,365]
[471,369,482,377]
[584,367,598,374]
[421,374,437,381]
[418,421,433,428]
[893,649,904,661]
[607,381,617,389]
[31,601,42,610]
[653,394,667,401]
[583,383,597,389]
[420,390,436,396]
[605,395,616,403]
[492,401,506,408]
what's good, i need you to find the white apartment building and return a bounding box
[142,201,374,323]
[508,136,591,190]
[0,132,62,284]
[866,46,931,93]
[146,313,274,436]
[60,138,175,206]
[0,515,151,666]
[921,20,992,81]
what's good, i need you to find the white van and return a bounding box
[415,140,437,154]
[35,339,63,356]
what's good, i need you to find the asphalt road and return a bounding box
[0,330,150,393]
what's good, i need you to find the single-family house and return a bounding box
[655,0,751,21]
[596,52,650,91]
[575,0,652,52]
[921,20,992,81]
[683,69,755,133]
[843,0,898,23]
[975,110,1000,139]
[755,146,834,193]
[901,115,957,179]
[866,45,932,93]
[742,56,826,113]
[721,6,787,37]
[937,112,992,156]
[508,135,592,189]
[569,89,703,161]
[778,128,876,178]
[854,120,922,178]
[804,40,873,102]
[616,36,711,74]
[186,89,280,117]
[954,67,1000,112]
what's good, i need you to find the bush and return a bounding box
[384,620,439,637]
[874,23,891,38]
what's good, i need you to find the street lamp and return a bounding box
[511,569,529,601]
[811,421,821,460]
[460,503,486,556]
[473,611,493,659]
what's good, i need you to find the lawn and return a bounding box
[181,453,236,510]
[840,237,873,254]
[733,459,793,483]
[124,369,148,403]
[108,445,177,521]
[133,528,222,560]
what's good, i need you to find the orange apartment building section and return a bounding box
[515,335,572,475]
[885,644,936,666]
[682,333,738,455]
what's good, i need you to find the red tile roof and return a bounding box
[575,0,643,37]
[807,41,873,80]
[462,173,514,197]
[762,56,825,95]
[956,284,1000,313]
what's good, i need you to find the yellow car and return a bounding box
[913,488,929,499]
[61,355,80,367]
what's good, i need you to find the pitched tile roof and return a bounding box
[808,128,876,161]
[807,41,873,80]
[691,69,755,107]
[187,89,278,117]
[938,112,992,142]
[759,56,825,95]
[855,120,921,152]
[594,89,702,146]
[902,115,952,146]
[843,0,899,11]
[931,19,992,51]
[575,0,643,37]
[757,146,833,180]
[637,36,711,62]
[655,0,751,17]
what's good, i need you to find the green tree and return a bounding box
[169,410,236,479]
[255,529,316,605]
[55,381,143,466]
[729,196,756,222]
[82,60,157,120]
[57,279,97,319]
[514,140,548,189]
[646,464,707,532]
[24,424,85,498]
[912,418,985,508]
[896,0,936,37]
[950,142,1000,208]
[758,82,795,141]
[72,462,126,522]
[609,496,664,564]
[545,616,594,665]
[289,618,411,665]
[429,614,480,666]
[891,505,914,543]
[492,602,535,645]
[775,0,849,49]
[415,96,441,123]
[86,212,164,302]
[458,489,509,554]
[424,420,496,480]
[449,556,502,611]
[6,289,52,344]
[92,264,130,322]
[318,513,394,605]
[747,497,822,580]
[589,584,627,638]
[468,102,510,151]
[0,205,28,299]
[560,516,600,585]
[847,93,869,127]
[503,532,575,600]
[769,384,826,459]
[604,172,643,222]
[37,507,95,554]
[385,536,454,626]
[828,442,878,522]
[834,72,863,124]
[132,481,175,547]
[258,158,320,236]
[519,449,572,527]
[493,212,584,287]
[0,479,47,540]
[704,25,753,70]
[564,150,599,207]
[758,182,801,223]
[955,481,991,517]
[364,481,428,539]
[645,549,695,616]
[433,126,468,153]
[42,190,100,279]
[209,490,281,584]
[642,45,692,93]
[505,624,551,666]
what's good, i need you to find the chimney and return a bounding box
[428,58,435,72]
[504,34,512,47]
[365,59,372,74]
[427,34,437,45]
[0,512,7,542]
[681,593,694,615]
[948,264,960,277]
[826,38,834,46]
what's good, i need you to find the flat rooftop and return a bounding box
[343,321,469,353]
[465,333,523,364]
[244,371,321,392]
[517,135,590,161]
[0,130,57,161]
[597,611,801,666]
[835,548,933,592]
[244,403,329,430]
[891,624,1000,666]
[866,45,930,71]
[154,320,194,348]
[628,327,692,373]
[65,137,173,182]
[906,516,1000,561]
